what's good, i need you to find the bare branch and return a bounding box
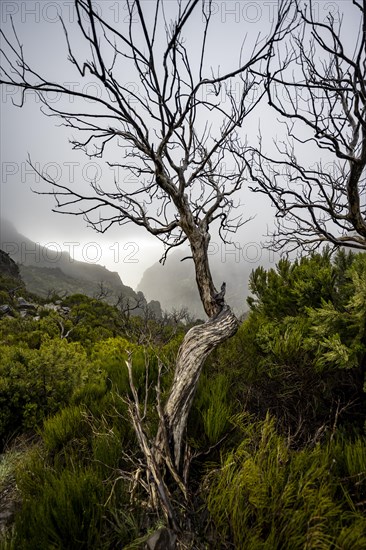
[247,0,366,251]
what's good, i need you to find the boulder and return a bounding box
[0,304,13,316]
[17,297,36,310]
[145,527,177,550]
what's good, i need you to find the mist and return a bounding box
[0,0,359,290]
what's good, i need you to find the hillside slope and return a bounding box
[0,219,161,316]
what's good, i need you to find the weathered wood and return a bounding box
[157,305,239,471]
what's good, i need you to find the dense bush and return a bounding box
[0,339,89,449]
[61,294,126,345]
[14,453,106,550]
[211,250,366,444]
[1,251,366,548]
[7,356,148,549]
[206,414,366,550]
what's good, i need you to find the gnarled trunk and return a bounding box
[159,305,238,472]
[154,225,239,473]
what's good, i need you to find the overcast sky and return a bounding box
[0,0,358,288]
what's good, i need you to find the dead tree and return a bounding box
[245,0,366,252]
[93,281,113,301]
[0,0,291,529]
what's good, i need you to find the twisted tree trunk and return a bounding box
[131,214,239,531]
[160,305,239,472]
[155,226,239,473]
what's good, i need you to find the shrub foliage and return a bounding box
[1,250,366,548]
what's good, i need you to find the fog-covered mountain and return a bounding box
[137,245,275,319]
[0,218,161,317]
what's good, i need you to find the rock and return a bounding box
[0,250,21,280]
[0,304,12,316]
[43,302,61,311]
[145,527,177,550]
[18,299,37,316]
[16,297,36,310]
[44,303,60,311]
[43,303,70,315]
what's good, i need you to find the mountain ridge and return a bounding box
[0,218,161,316]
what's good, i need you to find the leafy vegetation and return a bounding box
[206,414,366,550]
[0,249,365,548]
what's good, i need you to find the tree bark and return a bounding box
[157,304,239,472]
[153,213,239,473]
[190,232,218,318]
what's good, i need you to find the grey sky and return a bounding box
[0,0,359,288]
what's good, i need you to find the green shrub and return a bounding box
[71,381,107,408]
[15,458,104,550]
[190,373,232,446]
[0,290,10,305]
[42,405,88,454]
[91,338,159,401]
[61,295,125,345]
[92,425,123,476]
[0,339,88,447]
[206,415,366,549]
[10,399,136,548]
[210,251,366,444]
